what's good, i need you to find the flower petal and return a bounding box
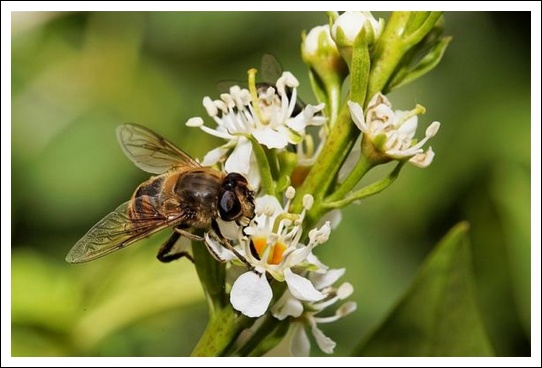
[310,268,346,290]
[271,291,304,320]
[225,139,252,175]
[409,146,435,168]
[284,268,325,302]
[347,101,367,132]
[230,271,272,317]
[310,320,336,354]
[291,324,311,357]
[203,232,237,262]
[252,127,289,149]
[200,146,228,166]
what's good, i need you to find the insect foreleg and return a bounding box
[156,230,194,263]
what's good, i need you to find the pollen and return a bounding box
[252,236,287,265]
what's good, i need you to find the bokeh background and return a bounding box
[11,11,531,357]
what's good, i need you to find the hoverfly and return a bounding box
[65,123,255,265]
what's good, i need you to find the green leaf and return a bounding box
[388,35,452,90]
[354,222,494,356]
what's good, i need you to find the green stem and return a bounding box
[368,12,410,98]
[368,11,443,98]
[404,12,443,45]
[234,314,283,356]
[326,151,374,204]
[290,100,357,217]
[190,304,251,356]
[324,161,405,209]
[327,83,342,127]
[249,135,276,196]
[192,239,226,313]
[264,146,280,180]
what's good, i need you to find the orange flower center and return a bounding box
[252,236,286,265]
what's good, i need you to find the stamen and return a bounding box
[285,186,296,200]
[303,194,314,210]
[186,117,204,127]
[248,68,266,125]
[425,121,440,138]
[203,97,218,117]
[221,93,235,109]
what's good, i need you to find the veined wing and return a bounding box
[66,201,186,263]
[117,123,201,174]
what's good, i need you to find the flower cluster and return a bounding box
[184,10,446,356]
[187,70,326,189]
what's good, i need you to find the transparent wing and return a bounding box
[261,53,284,83]
[217,54,283,93]
[117,123,201,174]
[65,201,186,263]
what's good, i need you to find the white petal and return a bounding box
[284,268,325,302]
[291,324,311,357]
[347,101,367,132]
[283,246,313,267]
[367,92,389,109]
[409,146,435,168]
[252,127,289,149]
[271,291,304,320]
[396,113,418,138]
[230,271,272,318]
[200,146,228,166]
[204,232,237,262]
[305,253,329,273]
[215,218,241,240]
[310,268,345,290]
[310,321,336,354]
[225,140,252,175]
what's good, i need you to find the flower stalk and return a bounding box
[183,10,449,356]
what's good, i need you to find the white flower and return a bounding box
[271,268,357,356]
[186,71,326,187]
[228,190,332,318]
[302,25,339,58]
[331,11,384,46]
[348,93,441,167]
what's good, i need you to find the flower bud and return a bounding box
[331,11,383,48]
[302,25,340,61]
[301,24,348,123]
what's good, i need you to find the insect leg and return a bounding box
[211,220,254,271]
[174,227,204,241]
[156,230,194,263]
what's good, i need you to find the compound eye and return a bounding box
[218,191,241,221]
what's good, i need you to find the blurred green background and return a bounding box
[11,12,531,357]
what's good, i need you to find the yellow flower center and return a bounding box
[252,236,286,265]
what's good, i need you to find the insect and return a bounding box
[65,123,255,265]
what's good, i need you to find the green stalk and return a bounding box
[325,161,404,209]
[290,100,358,217]
[190,304,251,356]
[325,151,374,204]
[249,135,276,196]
